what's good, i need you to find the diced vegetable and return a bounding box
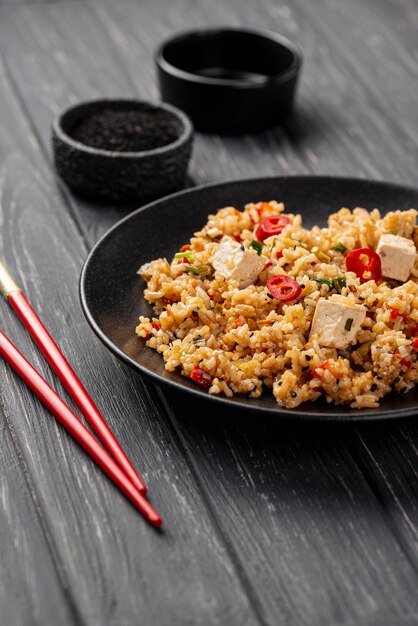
[311,247,331,262]
[311,360,330,379]
[175,251,195,262]
[256,215,291,242]
[266,275,302,302]
[413,338,418,350]
[190,365,212,388]
[185,265,210,276]
[333,242,347,253]
[344,318,353,331]
[345,248,382,283]
[400,358,412,369]
[249,240,264,255]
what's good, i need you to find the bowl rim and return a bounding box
[51,98,194,159]
[155,26,302,89]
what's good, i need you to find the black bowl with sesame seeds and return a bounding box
[52,99,193,204]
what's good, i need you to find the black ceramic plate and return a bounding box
[80,176,418,421]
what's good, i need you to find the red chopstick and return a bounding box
[0,261,146,495]
[0,327,161,527]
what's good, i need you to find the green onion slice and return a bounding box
[249,240,264,256]
[175,251,195,262]
[185,265,210,276]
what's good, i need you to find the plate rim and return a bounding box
[79,174,418,421]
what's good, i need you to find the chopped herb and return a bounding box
[185,265,210,276]
[333,242,347,253]
[175,251,195,262]
[271,238,277,250]
[312,246,331,262]
[310,277,334,289]
[309,277,346,290]
[193,336,204,345]
[345,318,354,331]
[249,240,264,255]
[333,277,346,289]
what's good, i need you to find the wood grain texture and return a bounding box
[0,0,418,625]
[0,401,76,626]
[0,17,258,626]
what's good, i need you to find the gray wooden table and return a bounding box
[0,0,417,624]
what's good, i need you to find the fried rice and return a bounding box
[136,200,418,409]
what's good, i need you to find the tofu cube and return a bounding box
[212,236,265,288]
[310,299,366,348]
[376,234,416,282]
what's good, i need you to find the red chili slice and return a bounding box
[256,215,291,242]
[345,248,382,283]
[190,365,212,388]
[266,275,302,301]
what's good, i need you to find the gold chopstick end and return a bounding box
[0,261,22,298]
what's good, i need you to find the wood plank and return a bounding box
[0,23,258,626]
[0,402,76,626]
[3,1,418,624]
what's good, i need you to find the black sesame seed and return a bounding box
[267,293,274,299]
[192,310,198,317]
[70,108,179,152]
[240,244,245,251]
[371,383,377,392]
[394,377,400,383]
[300,284,306,289]
[290,391,297,398]
[302,366,309,371]
[305,355,312,361]
[278,381,283,386]
[377,376,383,380]
[358,296,365,301]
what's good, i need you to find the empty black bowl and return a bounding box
[52,99,193,204]
[155,28,302,134]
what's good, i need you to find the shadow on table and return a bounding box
[159,385,418,506]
